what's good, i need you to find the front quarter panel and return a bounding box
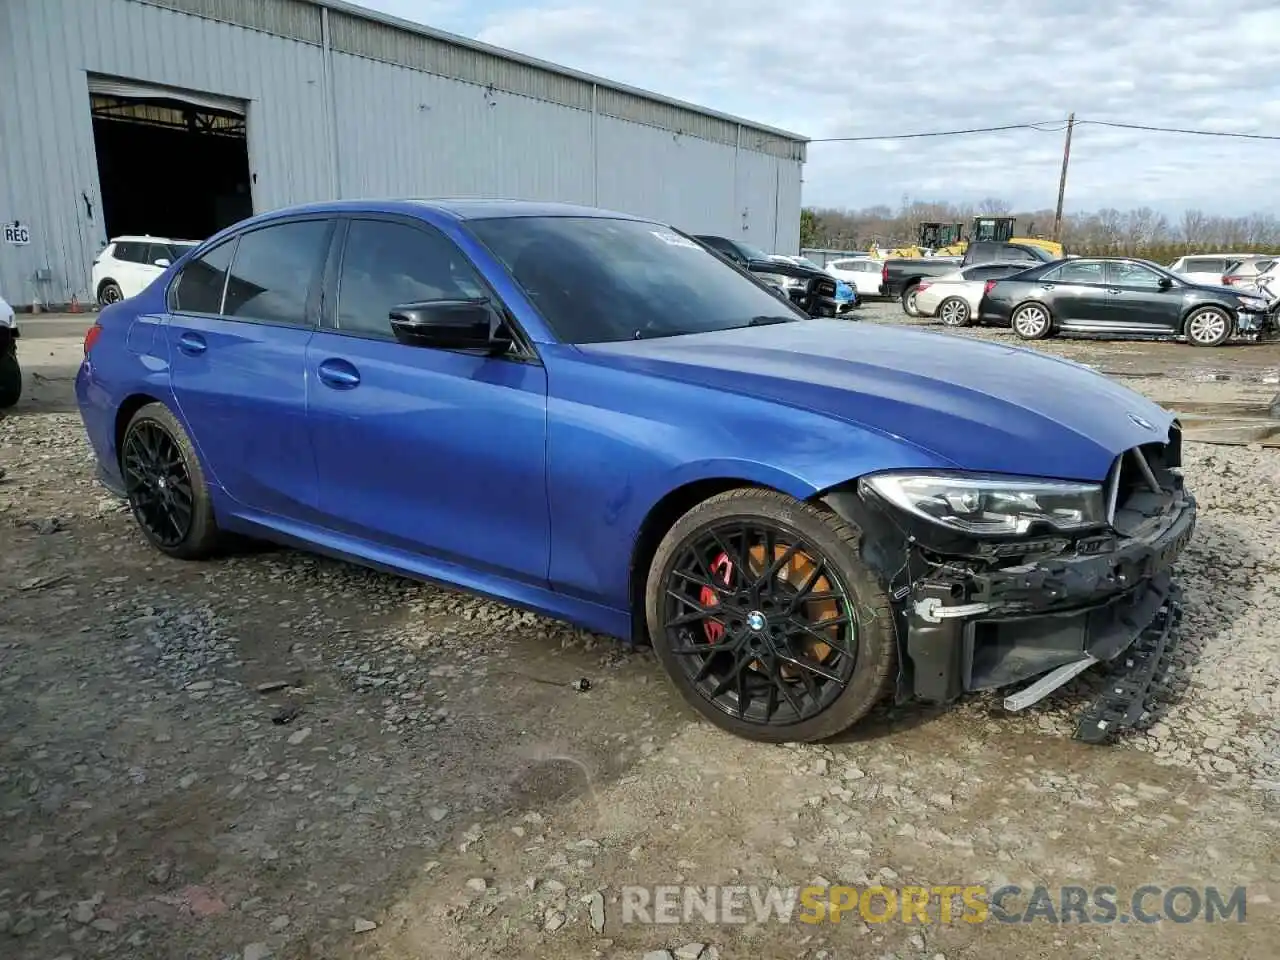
[541,344,950,609]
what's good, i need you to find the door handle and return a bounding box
[1038,284,1055,290]
[1107,288,1122,294]
[317,358,361,390]
[177,331,207,355]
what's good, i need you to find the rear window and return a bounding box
[1182,257,1227,274]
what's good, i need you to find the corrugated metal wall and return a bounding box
[0,0,805,306]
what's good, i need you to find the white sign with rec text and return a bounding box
[3,222,31,245]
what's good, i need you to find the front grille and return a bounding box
[1106,424,1184,537]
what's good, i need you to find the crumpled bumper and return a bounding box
[903,489,1195,704]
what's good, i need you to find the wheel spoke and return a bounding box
[754,539,803,592]
[773,649,844,684]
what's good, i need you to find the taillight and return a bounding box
[83,323,103,356]
[984,280,997,295]
[1222,275,1236,285]
[916,282,931,292]
[881,263,889,283]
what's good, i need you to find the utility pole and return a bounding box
[1052,112,1075,243]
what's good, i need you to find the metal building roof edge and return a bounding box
[318,0,810,146]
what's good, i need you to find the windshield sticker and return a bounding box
[650,230,701,250]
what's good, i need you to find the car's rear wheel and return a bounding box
[645,488,896,743]
[120,402,220,559]
[1184,307,1232,347]
[98,281,123,307]
[901,284,921,317]
[0,344,21,409]
[1012,303,1053,340]
[938,297,971,327]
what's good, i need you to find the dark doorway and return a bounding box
[90,93,253,242]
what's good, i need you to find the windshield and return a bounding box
[465,216,804,344]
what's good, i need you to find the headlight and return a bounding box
[859,471,1107,536]
[757,272,804,289]
[1236,295,1266,309]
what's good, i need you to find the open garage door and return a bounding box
[88,76,253,243]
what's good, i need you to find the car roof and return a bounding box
[235,198,651,226]
[108,235,199,243]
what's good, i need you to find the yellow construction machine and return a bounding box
[868,217,1065,260]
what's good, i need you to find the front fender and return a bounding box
[543,346,952,610]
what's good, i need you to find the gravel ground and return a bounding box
[1,325,1278,959]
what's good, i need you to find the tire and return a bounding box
[98,281,124,307]
[937,297,971,327]
[120,402,221,559]
[1183,306,1232,347]
[901,284,921,317]
[645,488,897,743]
[1011,302,1053,340]
[0,346,20,409]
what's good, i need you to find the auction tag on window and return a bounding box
[650,230,700,250]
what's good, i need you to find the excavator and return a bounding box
[868,217,1065,260]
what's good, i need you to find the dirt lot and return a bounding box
[2,314,1278,960]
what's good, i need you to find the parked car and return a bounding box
[693,236,840,316]
[774,256,858,314]
[92,235,200,305]
[883,241,1053,316]
[980,256,1273,346]
[0,292,19,408]
[824,257,885,298]
[913,262,1036,327]
[1221,256,1276,291]
[76,199,1194,744]
[1166,253,1266,287]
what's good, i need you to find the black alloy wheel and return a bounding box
[647,489,896,742]
[122,419,195,548]
[120,403,221,559]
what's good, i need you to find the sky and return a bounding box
[355,0,1280,216]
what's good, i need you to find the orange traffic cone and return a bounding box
[69,296,81,314]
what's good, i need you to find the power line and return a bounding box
[1079,119,1280,141]
[808,120,1065,143]
[809,118,1280,144]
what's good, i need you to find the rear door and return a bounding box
[305,216,550,585]
[1035,259,1109,323]
[111,241,153,298]
[166,217,333,520]
[1105,261,1183,331]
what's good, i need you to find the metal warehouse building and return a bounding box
[0,0,808,308]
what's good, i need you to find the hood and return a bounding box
[577,321,1173,482]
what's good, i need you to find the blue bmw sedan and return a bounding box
[76,199,1195,743]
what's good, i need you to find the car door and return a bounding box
[1033,259,1110,325]
[112,241,152,298]
[305,216,550,586]
[167,217,333,520]
[1105,261,1184,331]
[139,243,176,292]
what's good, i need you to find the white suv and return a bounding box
[92,236,199,305]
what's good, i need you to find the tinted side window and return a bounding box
[113,241,146,263]
[1108,261,1164,288]
[1184,257,1226,274]
[1052,261,1106,283]
[171,239,236,314]
[223,220,331,326]
[336,219,487,339]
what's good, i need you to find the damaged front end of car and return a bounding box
[821,424,1194,742]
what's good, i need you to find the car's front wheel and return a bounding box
[1012,303,1053,340]
[1184,306,1232,347]
[645,488,896,743]
[938,297,971,327]
[120,402,221,559]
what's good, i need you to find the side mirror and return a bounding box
[1157,276,1174,289]
[746,257,777,272]
[389,299,511,354]
[154,258,170,267]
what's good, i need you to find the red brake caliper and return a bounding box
[700,552,733,643]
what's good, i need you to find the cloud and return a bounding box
[357,0,1280,215]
